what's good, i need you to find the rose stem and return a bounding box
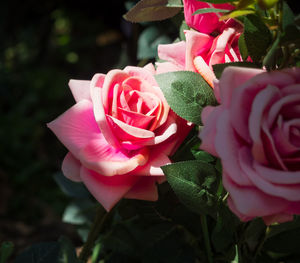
[200,214,213,263]
[78,204,111,262]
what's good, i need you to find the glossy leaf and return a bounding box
[155,71,217,125]
[123,0,182,23]
[162,160,219,217]
[243,14,272,63]
[193,8,229,15]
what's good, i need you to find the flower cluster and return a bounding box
[49,0,300,228]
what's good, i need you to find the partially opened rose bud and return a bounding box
[257,0,279,10]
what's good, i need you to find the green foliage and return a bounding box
[123,0,182,23]
[238,33,248,60]
[263,217,300,254]
[63,201,95,225]
[14,242,61,263]
[14,237,81,263]
[0,242,14,263]
[193,8,229,15]
[162,160,219,217]
[212,62,258,79]
[54,173,91,199]
[138,26,172,59]
[244,14,272,63]
[179,20,189,41]
[155,71,217,125]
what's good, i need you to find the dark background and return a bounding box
[0,0,299,260]
[0,0,138,256]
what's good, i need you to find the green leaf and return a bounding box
[236,0,255,9]
[244,218,266,252]
[262,33,280,70]
[138,26,171,59]
[196,0,236,3]
[162,160,219,217]
[244,14,272,63]
[193,8,229,15]
[220,8,255,20]
[211,205,239,255]
[263,217,300,254]
[179,20,189,41]
[191,150,215,163]
[123,0,182,23]
[14,242,60,263]
[63,200,95,225]
[0,242,14,263]
[167,0,183,7]
[171,129,200,162]
[238,33,248,61]
[54,172,90,199]
[282,1,294,30]
[212,62,258,79]
[257,0,279,10]
[155,71,217,125]
[58,236,81,263]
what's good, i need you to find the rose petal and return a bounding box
[47,100,99,158]
[155,62,183,74]
[121,115,178,151]
[262,213,294,225]
[158,41,186,69]
[130,151,171,176]
[239,147,300,201]
[124,177,159,201]
[99,70,129,112]
[208,27,237,66]
[80,166,139,211]
[62,152,82,182]
[230,69,294,143]
[215,110,252,185]
[118,107,155,130]
[193,56,216,88]
[183,0,234,34]
[91,85,120,148]
[107,115,155,141]
[221,66,264,107]
[199,106,222,157]
[69,79,93,102]
[253,161,300,184]
[223,173,289,218]
[267,94,300,127]
[249,85,281,165]
[79,137,149,176]
[185,30,212,72]
[124,66,157,87]
[143,63,156,74]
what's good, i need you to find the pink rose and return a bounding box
[199,67,300,225]
[157,27,242,87]
[48,65,191,211]
[183,0,235,34]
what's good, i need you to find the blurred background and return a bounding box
[1,0,299,261]
[0,0,180,259]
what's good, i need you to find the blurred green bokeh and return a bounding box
[0,0,135,251]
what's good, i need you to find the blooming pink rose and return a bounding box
[199,67,300,225]
[48,65,191,211]
[157,27,242,87]
[183,0,235,34]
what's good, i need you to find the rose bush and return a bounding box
[157,1,243,88]
[199,66,300,225]
[48,65,190,211]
